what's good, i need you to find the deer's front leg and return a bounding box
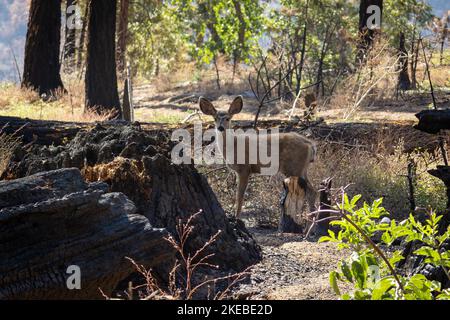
[235,170,250,218]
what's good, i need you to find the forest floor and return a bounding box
[132,81,449,125]
[230,228,348,300]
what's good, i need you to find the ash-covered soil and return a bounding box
[231,228,349,300]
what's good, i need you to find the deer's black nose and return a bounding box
[218,126,225,132]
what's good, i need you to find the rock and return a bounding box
[3,125,261,272]
[0,168,174,299]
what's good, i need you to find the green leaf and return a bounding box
[437,289,450,300]
[371,277,396,300]
[330,271,341,296]
[350,194,362,207]
[351,260,366,289]
[340,261,353,282]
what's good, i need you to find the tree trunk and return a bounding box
[22,0,64,96]
[85,0,121,118]
[398,33,411,91]
[357,0,383,63]
[295,1,308,95]
[117,0,130,76]
[76,2,89,71]
[63,0,77,73]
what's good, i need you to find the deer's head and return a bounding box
[199,96,243,132]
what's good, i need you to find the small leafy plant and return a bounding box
[319,194,450,300]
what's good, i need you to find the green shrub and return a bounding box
[320,194,450,300]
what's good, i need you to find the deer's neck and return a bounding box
[215,128,230,161]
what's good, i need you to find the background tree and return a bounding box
[357,0,383,63]
[77,0,90,71]
[63,0,78,73]
[85,0,121,117]
[22,0,64,96]
[117,0,130,76]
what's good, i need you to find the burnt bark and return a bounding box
[0,168,174,299]
[22,0,64,96]
[85,0,121,118]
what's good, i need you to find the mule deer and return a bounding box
[199,96,317,218]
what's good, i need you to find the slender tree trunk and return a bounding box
[357,0,383,64]
[232,0,246,63]
[295,1,308,95]
[22,0,64,96]
[77,1,89,72]
[315,24,333,97]
[398,33,411,91]
[85,0,121,118]
[410,28,417,89]
[117,0,130,76]
[64,0,77,73]
[213,54,221,90]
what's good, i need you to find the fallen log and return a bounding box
[0,168,174,299]
[414,109,450,134]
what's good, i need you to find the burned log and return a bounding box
[0,168,174,299]
[0,115,83,146]
[414,109,450,135]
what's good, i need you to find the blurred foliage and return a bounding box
[125,0,437,89]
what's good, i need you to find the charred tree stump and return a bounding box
[428,166,450,228]
[3,125,261,271]
[316,178,333,236]
[279,177,306,233]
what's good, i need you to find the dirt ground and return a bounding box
[132,82,450,125]
[231,228,349,300]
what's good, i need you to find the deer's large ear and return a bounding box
[229,96,243,115]
[199,97,217,116]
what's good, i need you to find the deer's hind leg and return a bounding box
[235,169,250,218]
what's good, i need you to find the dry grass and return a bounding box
[325,38,401,121]
[0,126,21,177]
[151,56,251,97]
[0,78,114,122]
[310,140,446,220]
